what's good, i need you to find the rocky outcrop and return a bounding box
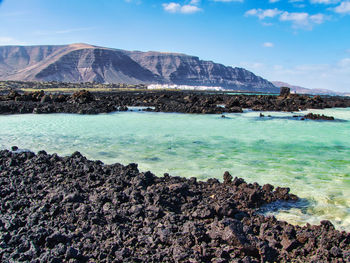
[279,87,290,97]
[1,89,350,115]
[0,90,120,114]
[303,113,335,121]
[0,44,278,92]
[0,150,349,262]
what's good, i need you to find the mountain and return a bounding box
[0,43,279,92]
[271,81,346,96]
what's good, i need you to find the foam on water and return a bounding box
[0,108,349,231]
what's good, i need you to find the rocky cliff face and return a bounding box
[126,51,276,91]
[0,43,278,92]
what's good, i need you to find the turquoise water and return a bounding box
[0,108,349,231]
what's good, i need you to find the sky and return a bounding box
[0,0,349,92]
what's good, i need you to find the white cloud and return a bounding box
[246,8,326,29]
[245,9,258,16]
[163,2,202,14]
[124,0,142,3]
[334,1,350,14]
[181,4,202,13]
[280,11,326,28]
[293,4,307,8]
[288,0,306,8]
[310,0,340,4]
[309,13,326,23]
[263,42,274,47]
[262,22,274,26]
[163,3,181,13]
[269,0,280,3]
[245,8,282,19]
[338,57,350,67]
[212,0,244,2]
[280,11,309,24]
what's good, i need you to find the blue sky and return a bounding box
[0,0,349,92]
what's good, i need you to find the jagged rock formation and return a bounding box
[1,89,350,115]
[0,43,278,92]
[0,150,349,262]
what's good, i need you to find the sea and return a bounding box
[0,107,349,231]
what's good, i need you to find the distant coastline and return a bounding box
[1,82,350,115]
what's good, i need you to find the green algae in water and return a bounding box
[0,108,350,231]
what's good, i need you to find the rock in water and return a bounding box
[304,113,335,121]
[11,146,18,151]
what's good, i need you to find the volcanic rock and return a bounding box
[279,87,290,97]
[303,113,335,121]
[0,150,349,262]
[1,89,350,115]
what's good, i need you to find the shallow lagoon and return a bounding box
[0,108,349,231]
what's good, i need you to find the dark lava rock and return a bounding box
[0,150,349,262]
[1,89,350,115]
[223,171,233,184]
[11,146,18,151]
[303,113,335,121]
[279,87,290,97]
[40,94,52,103]
[71,90,95,104]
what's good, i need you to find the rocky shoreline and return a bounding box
[0,88,350,115]
[0,150,349,262]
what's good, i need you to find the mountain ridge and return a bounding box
[0,43,279,92]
